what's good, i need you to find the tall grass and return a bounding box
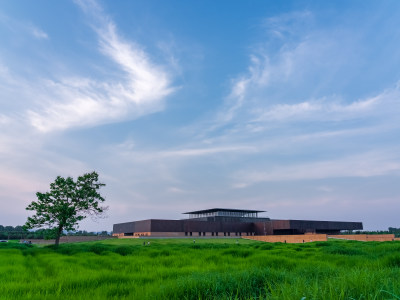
[0,239,399,299]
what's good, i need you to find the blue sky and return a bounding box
[1,0,400,231]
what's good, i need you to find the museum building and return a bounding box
[112,208,363,237]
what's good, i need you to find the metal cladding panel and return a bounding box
[288,220,363,231]
[185,216,270,223]
[113,219,254,234]
[113,222,135,234]
[134,220,153,232]
[113,220,152,234]
[113,218,363,235]
[253,221,274,235]
[150,220,185,232]
[183,208,265,214]
[183,220,254,232]
[270,219,362,231]
[270,220,291,230]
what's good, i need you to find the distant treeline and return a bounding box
[0,225,111,240]
[388,227,400,235]
[343,228,400,237]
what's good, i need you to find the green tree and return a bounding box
[4,226,14,232]
[24,171,107,246]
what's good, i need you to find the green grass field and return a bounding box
[1,238,400,299]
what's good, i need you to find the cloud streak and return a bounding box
[30,26,48,39]
[0,12,49,40]
[200,8,400,145]
[27,0,175,132]
[251,89,396,123]
[233,150,400,188]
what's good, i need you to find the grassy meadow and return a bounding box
[1,238,400,299]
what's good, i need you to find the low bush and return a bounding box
[114,245,134,256]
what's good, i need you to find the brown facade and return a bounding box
[253,219,363,235]
[113,218,363,238]
[113,219,256,237]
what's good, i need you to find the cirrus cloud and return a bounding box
[26,0,176,132]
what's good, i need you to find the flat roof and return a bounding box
[183,208,266,214]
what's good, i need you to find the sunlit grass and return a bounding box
[1,239,399,299]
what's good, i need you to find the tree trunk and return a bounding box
[55,226,63,246]
[55,235,60,246]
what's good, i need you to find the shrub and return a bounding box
[324,245,363,256]
[88,243,110,254]
[384,254,400,267]
[114,245,134,256]
[222,249,253,258]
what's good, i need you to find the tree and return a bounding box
[4,226,14,232]
[24,171,107,246]
[14,225,24,232]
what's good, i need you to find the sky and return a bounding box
[1,0,400,231]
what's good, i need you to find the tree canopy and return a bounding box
[24,171,107,245]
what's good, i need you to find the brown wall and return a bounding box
[288,220,362,231]
[328,234,395,241]
[114,219,256,235]
[113,218,363,236]
[119,231,255,238]
[246,234,395,243]
[270,219,362,234]
[253,221,274,235]
[244,234,327,243]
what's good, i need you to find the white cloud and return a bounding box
[167,187,188,194]
[30,26,48,39]
[252,93,383,122]
[214,54,271,126]
[97,22,173,103]
[208,41,325,131]
[112,137,258,161]
[316,186,334,192]
[0,63,8,75]
[201,8,400,144]
[160,145,256,157]
[0,114,11,126]
[233,150,400,188]
[26,0,175,132]
[263,10,313,40]
[0,13,49,40]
